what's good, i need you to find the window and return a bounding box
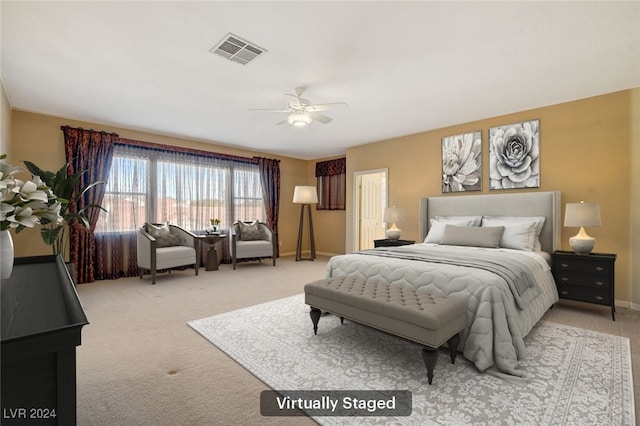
[96,143,264,234]
[316,158,346,210]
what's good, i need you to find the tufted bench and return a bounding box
[304,276,467,384]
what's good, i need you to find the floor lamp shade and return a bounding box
[293,186,318,204]
[293,186,317,261]
[564,202,601,255]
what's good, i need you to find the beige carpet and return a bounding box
[76,256,639,425]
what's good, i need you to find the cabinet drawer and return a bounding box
[553,257,611,274]
[557,284,611,305]
[552,271,611,289]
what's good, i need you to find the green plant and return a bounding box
[23,160,107,257]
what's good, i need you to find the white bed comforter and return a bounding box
[324,244,559,377]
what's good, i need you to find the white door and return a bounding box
[355,170,387,251]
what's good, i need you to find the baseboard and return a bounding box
[316,251,340,258]
[629,301,640,311]
[615,299,640,311]
[279,251,341,258]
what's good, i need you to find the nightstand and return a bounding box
[551,250,616,320]
[374,239,415,248]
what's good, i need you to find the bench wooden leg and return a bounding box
[447,333,461,364]
[310,307,321,335]
[421,346,438,385]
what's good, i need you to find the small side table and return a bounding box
[197,234,227,271]
[551,250,616,320]
[374,239,415,248]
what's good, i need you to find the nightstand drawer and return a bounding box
[553,258,612,274]
[552,271,611,289]
[556,284,611,306]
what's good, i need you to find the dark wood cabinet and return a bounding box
[1,255,88,425]
[551,250,616,321]
[374,239,415,248]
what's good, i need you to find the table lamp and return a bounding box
[384,206,405,240]
[564,201,601,255]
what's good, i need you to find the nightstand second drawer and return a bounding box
[552,270,611,290]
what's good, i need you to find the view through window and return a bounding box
[96,145,265,234]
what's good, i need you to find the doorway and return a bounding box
[353,169,387,251]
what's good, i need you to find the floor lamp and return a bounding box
[293,186,318,261]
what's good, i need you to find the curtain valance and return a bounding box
[315,158,346,177]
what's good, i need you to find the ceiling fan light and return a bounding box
[288,113,312,127]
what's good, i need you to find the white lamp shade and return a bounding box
[383,206,405,223]
[564,202,601,227]
[293,186,318,204]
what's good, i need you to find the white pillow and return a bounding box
[424,217,481,243]
[481,216,546,251]
[435,215,483,226]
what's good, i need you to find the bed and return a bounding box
[325,191,561,377]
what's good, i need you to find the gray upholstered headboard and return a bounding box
[419,191,561,253]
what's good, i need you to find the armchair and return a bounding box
[137,223,199,284]
[230,221,277,270]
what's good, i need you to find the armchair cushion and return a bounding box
[238,220,265,241]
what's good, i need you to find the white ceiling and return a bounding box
[2,1,639,160]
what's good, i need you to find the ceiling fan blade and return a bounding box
[306,102,348,112]
[308,112,333,124]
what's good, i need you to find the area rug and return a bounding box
[188,294,635,425]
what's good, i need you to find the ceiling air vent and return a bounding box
[210,33,266,65]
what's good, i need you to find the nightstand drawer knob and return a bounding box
[561,277,569,282]
[595,296,604,301]
[595,266,604,271]
[560,263,569,268]
[561,290,569,295]
[595,281,604,286]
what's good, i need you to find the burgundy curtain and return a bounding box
[316,158,346,210]
[62,126,116,284]
[256,157,281,257]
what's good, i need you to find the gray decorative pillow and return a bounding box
[147,222,170,237]
[440,225,504,248]
[238,220,265,241]
[155,233,182,248]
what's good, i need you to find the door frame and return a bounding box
[352,168,388,252]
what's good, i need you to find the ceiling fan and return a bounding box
[250,86,347,127]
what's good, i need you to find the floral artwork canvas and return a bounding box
[441,131,482,192]
[489,120,540,190]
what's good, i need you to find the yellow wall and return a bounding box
[347,89,636,304]
[9,110,308,258]
[1,81,11,159]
